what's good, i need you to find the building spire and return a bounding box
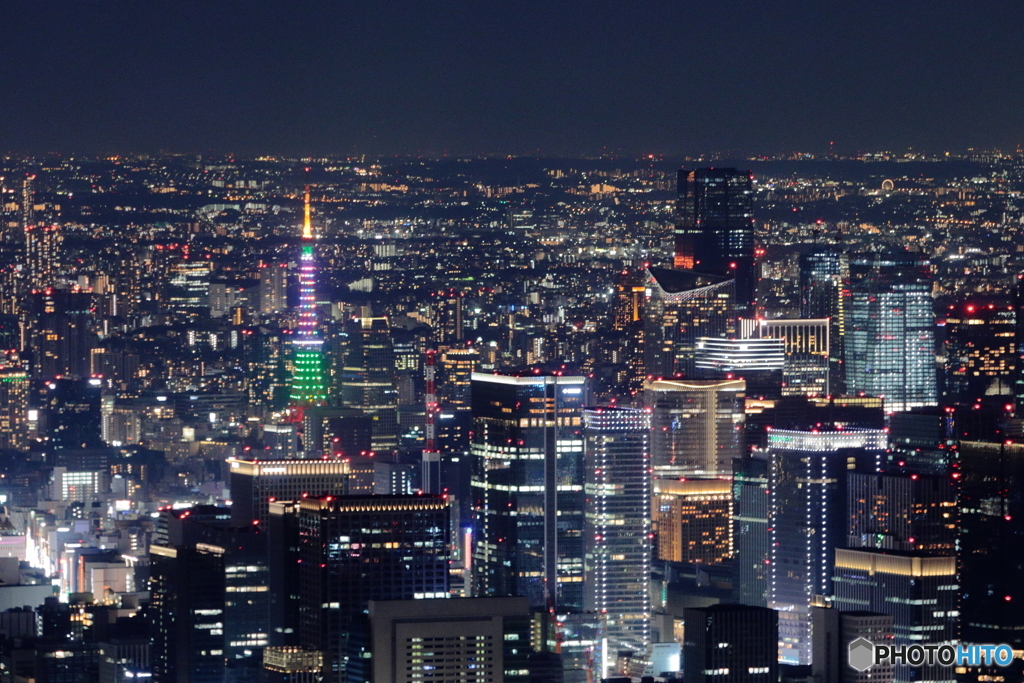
[302,169,313,240]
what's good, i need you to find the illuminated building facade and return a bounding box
[846,472,957,555]
[259,263,288,316]
[227,458,351,525]
[295,495,450,683]
[942,301,1015,403]
[767,428,887,665]
[26,290,96,379]
[644,379,745,478]
[799,247,848,394]
[24,224,61,291]
[612,269,647,393]
[740,318,831,397]
[644,267,736,378]
[833,550,957,683]
[846,251,937,412]
[470,371,586,611]
[582,406,651,656]
[289,186,327,408]
[674,168,756,311]
[653,477,732,565]
[0,361,30,450]
[340,317,399,455]
[732,453,770,607]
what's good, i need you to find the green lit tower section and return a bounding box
[289,184,327,408]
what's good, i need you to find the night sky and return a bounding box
[3,1,1023,157]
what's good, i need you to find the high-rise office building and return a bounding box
[289,187,328,409]
[767,427,888,664]
[434,288,465,349]
[846,251,937,412]
[227,458,351,525]
[259,262,289,316]
[942,300,1016,403]
[644,379,745,478]
[833,550,957,683]
[644,267,736,378]
[470,371,586,611]
[959,440,1024,649]
[653,478,732,565]
[799,247,848,394]
[682,604,778,683]
[674,168,756,311]
[366,597,532,683]
[150,543,227,683]
[811,608,894,683]
[582,407,651,656]
[340,317,400,455]
[0,359,30,451]
[732,453,770,607]
[612,269,647,394]
[295,495,450,683]
[846,472,957,554]
[26,290,96,379]
[739,317,831,397]
[23,224,61,291]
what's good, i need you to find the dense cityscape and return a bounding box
[0,149,1021,682]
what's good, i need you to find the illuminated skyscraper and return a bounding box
[24,224,61,291]
[942,300,1016,403]
[674,168,756,311]
[846,251,937,412]
[340,317,399,455]
[0,357,30,451]
[644,379,745,478]
[767,428,887,665]
[653,478,732,565]
[289,185,327,408]
[259,262,289,316]
[470,370,586,610]
[644,267,736,378]
[582,406,651,656]
[799,247,848,393]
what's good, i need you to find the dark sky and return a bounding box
[3,1,1023,157]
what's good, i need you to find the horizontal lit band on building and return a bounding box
[767,428,886,451]
[292,339,324,346]
[470,372,585,386]
[694,337,785,371]
[298,496,448,514]
[654,478,732,497]
[645,379,746,393]
[835,548,956,577]
[228,459,350,477]
[658,278,734,304]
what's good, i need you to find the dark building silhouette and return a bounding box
[683,604,778,683]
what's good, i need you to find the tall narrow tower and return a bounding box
[289,181,327,410]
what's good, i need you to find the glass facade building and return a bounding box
[846,251,937,412]
[766,428,887,665]
[470,371,586,611]
[644,267,736,379]
[674,168,756,311]
[582,406,651,657]
[296,495,450,683]
[644,379,745,478]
